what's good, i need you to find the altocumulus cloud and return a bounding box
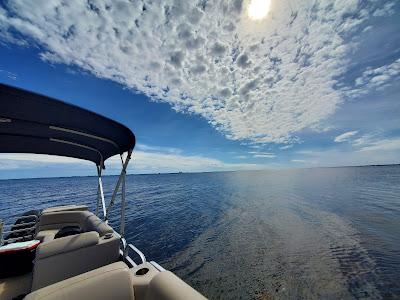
[0,0,396,144]
[334,131,358,143]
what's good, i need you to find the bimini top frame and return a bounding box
[0,83,135,235]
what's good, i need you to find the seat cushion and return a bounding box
[35,232,99,260]
[25,262,134,300]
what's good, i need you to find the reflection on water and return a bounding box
[0,166,399,299]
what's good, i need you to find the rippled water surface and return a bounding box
[0,166,399,299]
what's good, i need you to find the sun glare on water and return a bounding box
[247,0,272,20]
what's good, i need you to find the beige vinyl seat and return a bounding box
[31,210,120,291]
[25,262,134,300]
[35,205,90,243]
[35,209,113,243]
[25,262,207,300]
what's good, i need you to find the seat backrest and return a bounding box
[25,262,134,300]
[38,211,113,237]
[31,231,120,290]
[41,205,88,214]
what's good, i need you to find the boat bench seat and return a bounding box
[35,231,100,260]
[25,262,134,300]
[25,262,207,300]
[32,230,120,291]
[31,211,120,291]
[36,210,113,241]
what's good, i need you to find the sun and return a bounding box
[247,0,272,20]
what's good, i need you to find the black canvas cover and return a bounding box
[0,84,135,167]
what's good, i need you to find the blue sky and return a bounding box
[0,0,399,179]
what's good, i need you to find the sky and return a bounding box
[0,0,399,179]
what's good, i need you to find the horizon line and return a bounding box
[1,163,399,181]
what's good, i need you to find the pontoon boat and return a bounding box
[0,83,207,300]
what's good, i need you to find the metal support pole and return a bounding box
[106,149,132,221]
[96,173,101,216]
[0,220,4,246]
[97,165,107,220]
[120,158,126,236]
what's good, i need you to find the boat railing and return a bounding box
[0,214,39,246]
[120,237,147,267]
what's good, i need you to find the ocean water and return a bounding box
[0,166,399,299]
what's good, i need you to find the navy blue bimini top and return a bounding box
[0,83,135,168]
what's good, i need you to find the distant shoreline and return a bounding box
[0,163,399,181]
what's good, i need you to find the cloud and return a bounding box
[334,131,358,143]
[351,134,377,147]
[290,134,400,167]
[291,159,306,163]
[293,142,400,167]
[0,148,267,174]
[0,69,17,80]
[0,153,89,165]
[280,145,293,150]
[347,58,400,98]
[357,138,400,153]
[249,151,276,158]
[0,153,92,171]
[135,143,182,154]
[372,2,396,17]
[0,0,396,144]
[253,154,275,158]
[347,133,400,153]
[130,151,265,173]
